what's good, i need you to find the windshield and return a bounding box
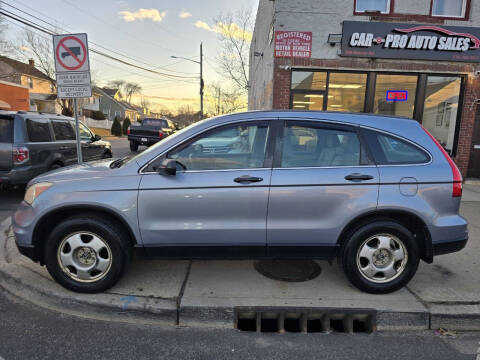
[143,118,168,127]
[123,119,208,167]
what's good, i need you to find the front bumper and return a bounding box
[12,202,39,263]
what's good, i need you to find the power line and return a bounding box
[1,0,199,76]
[0,9,199,81]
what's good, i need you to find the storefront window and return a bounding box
[327,73,367,112]
[422,76,461,154]
[292,93,324,110]
[291,71,326,90]
[374,74,418,118]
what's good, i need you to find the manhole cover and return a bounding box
[253,260,321,282]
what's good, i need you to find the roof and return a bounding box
[102,87,119,97]
[119,101,139,112]
[0,56,52,81]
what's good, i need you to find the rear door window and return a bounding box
[364,129,430,165]
[281,122,369,168]
[51,119,75,140]
[26,118,52,142]
[0,118,13,143]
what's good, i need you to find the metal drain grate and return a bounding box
[235,308,376,333]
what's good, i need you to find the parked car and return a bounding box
[13,111,467,294]
[127,117,176,152]
[0,111,112,186]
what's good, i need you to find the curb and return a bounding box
[1,218,480,331]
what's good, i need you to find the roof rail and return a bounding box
[17,111,27,114]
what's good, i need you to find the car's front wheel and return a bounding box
[341,220,420,294]
[44,215,131,293]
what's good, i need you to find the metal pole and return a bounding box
[74,98,82,164]
[200,42,204,121]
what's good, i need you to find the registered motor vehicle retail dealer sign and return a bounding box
[341,21,480,62]
[53,33,91,98]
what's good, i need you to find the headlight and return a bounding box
[24,182,53,205]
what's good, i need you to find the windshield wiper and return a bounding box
[109,156,129,169]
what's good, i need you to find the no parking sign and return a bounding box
[53,33,91,98]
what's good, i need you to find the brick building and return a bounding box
[249,0,480,178]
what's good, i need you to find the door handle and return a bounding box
[234,176,263,183]
[345,173,374,181]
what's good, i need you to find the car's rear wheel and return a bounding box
[102,150,112,159]
[44,216,131,293]
[129,141,138,152]
[341,220,419,294]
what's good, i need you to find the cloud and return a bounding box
[119,8,167,22]
[179,9,192,19]
[194,20,211,31]
[194,21,252,42]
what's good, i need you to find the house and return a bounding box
[0,80,30,111]
[249,0,480,178]
[77,87,102,118]
[0,55,58,113]
[96,87,140,121]
[119,101,141,122]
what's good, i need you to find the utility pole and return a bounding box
[200,42,204,121]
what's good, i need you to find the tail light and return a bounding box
[127,127,131,135]
[422,126,462,197]
[159,131,164,138]
[13,146,29,165]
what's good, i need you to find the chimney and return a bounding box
[28,59,35,67]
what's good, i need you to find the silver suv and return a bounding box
[12,111,468,294]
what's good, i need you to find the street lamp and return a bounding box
[171,43,204,121]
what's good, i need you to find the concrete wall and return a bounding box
[248,0,275,110]
[394,0,430,15]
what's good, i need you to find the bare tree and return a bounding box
[124,82,142,104]
[206,82,247,116]
[214,8,253,94]
[13,29,72,113]
[107,80,126,99]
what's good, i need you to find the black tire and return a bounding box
[129,141,138,152]
[44,215,131,293]
[340,220,420,294]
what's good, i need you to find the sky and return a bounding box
[2,0,258,113]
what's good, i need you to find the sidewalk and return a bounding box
[0,186,479,331]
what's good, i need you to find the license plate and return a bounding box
[141,138,148,142]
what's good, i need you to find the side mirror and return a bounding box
[93,134,102,141]
[158,159,177,176]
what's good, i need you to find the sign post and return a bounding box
[53,33,91,164]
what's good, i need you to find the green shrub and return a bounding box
[91,110,106,120]
[122,117,131,135]
[111,116,122,136]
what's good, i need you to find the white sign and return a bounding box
[53,33,91,98]
[57,85,92,98]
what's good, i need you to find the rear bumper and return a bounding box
[0,166,37,185]
[128,135,162,145]
[432,237,468,256]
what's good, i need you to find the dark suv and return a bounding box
[0,111,112,185]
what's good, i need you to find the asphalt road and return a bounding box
[0,291,478,360]
[0,137,138,222]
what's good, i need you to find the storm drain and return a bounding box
[235,309,375,333]
[253,260,322,282]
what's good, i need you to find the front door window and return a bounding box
[373,74,418,118]
[168,123,270,171]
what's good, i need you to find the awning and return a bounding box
[0,100,11,110]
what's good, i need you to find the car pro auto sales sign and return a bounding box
[341,21,480,62]
[275,31,312,58]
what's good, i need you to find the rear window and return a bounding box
[51,119,75,140]
[365,130,430,165]
[26,118,52,142]
[143,118,168,127]
[0,118,13,143]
